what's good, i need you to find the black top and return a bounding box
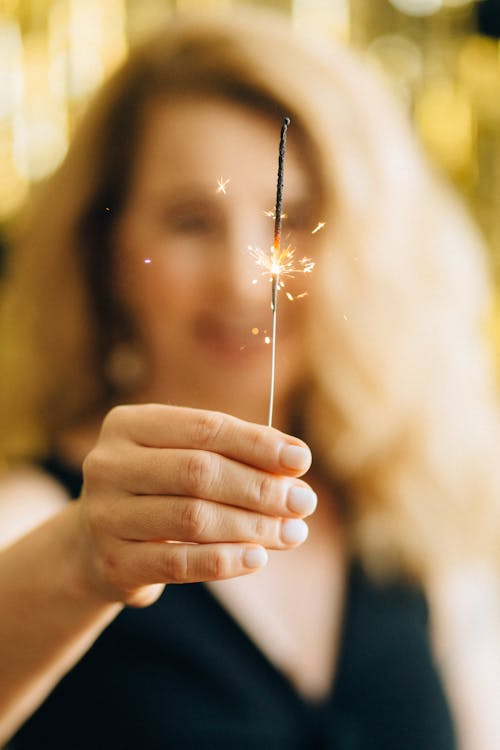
[10,458,456,750]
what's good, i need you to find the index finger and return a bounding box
[104,404,312,476]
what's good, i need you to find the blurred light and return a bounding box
[0,125,28,219]
[458,35,500,126]
[292,0,349,42]
[414,79,475,182]
[366,34,423,103]
[442,0,475,7]
[0,19,23,121]
[388,0,442,16]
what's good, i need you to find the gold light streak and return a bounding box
[216,176,230,194]
[263,209,287,219]
[311,221,326,234]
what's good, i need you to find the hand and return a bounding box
[77,404,316,607]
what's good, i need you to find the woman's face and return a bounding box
[113,96,317,426]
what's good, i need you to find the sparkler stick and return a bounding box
[268,116,290,427]
[249,118,314,426]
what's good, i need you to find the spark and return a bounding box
[251,327,259,335]
[248,244,315,283]
[311,221,325,234]
[216,176,230,194]
[144,258,152,264]
[264,336,271,344]
[263,209,287,219]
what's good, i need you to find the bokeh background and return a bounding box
[1,0,500,277]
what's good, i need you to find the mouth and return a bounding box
[194,317,272,360]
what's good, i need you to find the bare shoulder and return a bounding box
[0,465,70,549]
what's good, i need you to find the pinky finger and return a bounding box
[122,541,269,586]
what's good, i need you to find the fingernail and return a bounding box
[243,547,269,569]
[287,486,317,516]
[280,443,312,472]
[281,518,309,545]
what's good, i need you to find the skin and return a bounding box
[0,93,499,750]
[113,96,317,428]
[0,97,324,738]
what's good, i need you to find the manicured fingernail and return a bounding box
[281,518,309,545]
[243,547,269,569]
[280,443,312,472]
[287,486,317,516]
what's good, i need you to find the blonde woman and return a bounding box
[1,7,500,749]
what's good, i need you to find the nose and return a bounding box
[211,217,274,307]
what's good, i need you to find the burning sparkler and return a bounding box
[250,117,314,426]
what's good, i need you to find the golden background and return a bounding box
[0,0,499,273]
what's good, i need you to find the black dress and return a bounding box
[9,458,456,750]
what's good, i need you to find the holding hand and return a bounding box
[78,405,316,607]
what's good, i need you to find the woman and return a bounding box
[1,7,500,749]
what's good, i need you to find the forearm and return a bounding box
[0,502,122,744]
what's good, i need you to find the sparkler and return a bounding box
[266,117,290,427]
[248,118,312,427]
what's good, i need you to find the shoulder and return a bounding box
[0,465,69,549]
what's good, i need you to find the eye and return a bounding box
[169,212,216,235]
[159,203,221,237]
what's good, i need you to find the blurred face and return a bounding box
[113,96,317,426]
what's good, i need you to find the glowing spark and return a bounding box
[263,209,287,219]
[251,327,259,335]
[264,336,271,344]
[144,258,152,264]
[248,244,315,282]
[312,221,325,234]
[216,177,230,194]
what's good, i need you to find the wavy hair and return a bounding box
[2,7,499,578]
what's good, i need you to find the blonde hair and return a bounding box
[2,7,499,578]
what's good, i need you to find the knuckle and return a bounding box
[250,426,269,457]
[101,404,131,433]
[180,500,210,540]
[257,473,275,508]
[85,501,109,538]
[205,548,230,580]
[82,449,110,487]
[185,451,218,496]
[252,513,270,540]
[166,546,190,583]
[192,411,226,448]
[83,446,125,492]
[101,548,120,581]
